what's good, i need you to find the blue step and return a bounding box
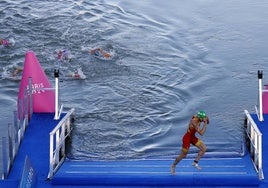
[52,155,260,187]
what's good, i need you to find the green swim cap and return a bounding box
[197,110,206,119]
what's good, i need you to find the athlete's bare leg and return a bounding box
[193,142,206,169]
[170,151,187,175]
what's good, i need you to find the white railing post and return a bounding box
[61,123,66,156]
[54,69,60,120]
[244,110,264,180]
[48,134,54,179]
[258,70,264,121]
[47,108,75,179]
[258,134,263,179]
[55,130,60,164]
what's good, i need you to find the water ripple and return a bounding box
[1,0,265,160]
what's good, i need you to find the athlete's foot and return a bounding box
[192,162,201,170]
[170,165,176,175]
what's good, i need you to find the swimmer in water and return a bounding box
[12,67,23,77]
[90,48,111,58]
[54,49,71,61]
[0,38,15,47]
[72,70,80,79]
[68,68,86,79]
[0,39,10,46]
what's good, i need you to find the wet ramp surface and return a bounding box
[52,156,259,187]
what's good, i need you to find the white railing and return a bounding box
[244,110,264,180]
[47,108,75,179]
[1,102,30,179]
[1,69,65,179]
[1,73,61,179]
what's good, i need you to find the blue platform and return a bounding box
[1,113,267,188]
[52,156,259,187]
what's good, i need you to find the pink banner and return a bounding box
[18,51,55,119]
